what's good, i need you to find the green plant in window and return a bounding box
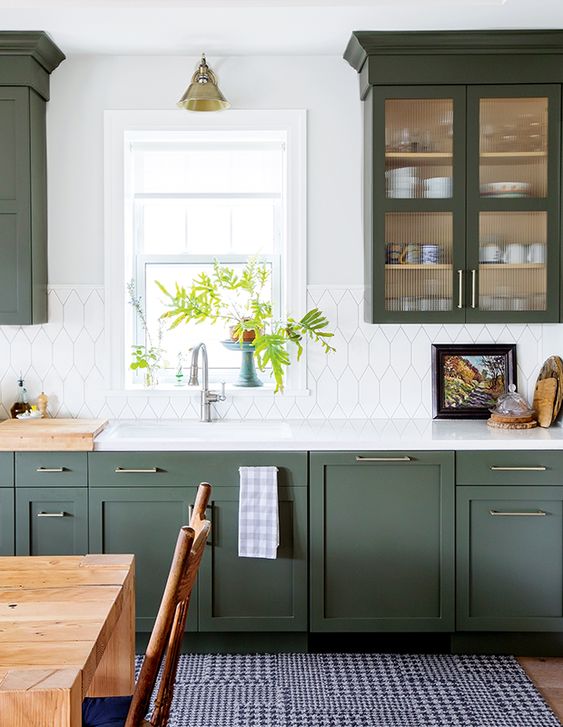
[156,259,335,392]
[127,280,164,388]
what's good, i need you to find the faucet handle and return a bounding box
[218,381,226,402]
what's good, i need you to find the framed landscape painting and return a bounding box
[431,344,517,419]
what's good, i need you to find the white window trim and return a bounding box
[104,109,308,396]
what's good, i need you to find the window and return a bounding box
[104,110,306,393]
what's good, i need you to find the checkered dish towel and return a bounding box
[238,466,279,559]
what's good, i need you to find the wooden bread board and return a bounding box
[488,419,538,430]
[0,418,108,451]
[533,356,563,428]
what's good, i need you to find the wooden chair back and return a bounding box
[125,483,212,727]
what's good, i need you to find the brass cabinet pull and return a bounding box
[490,466,547,472]
[37,511,66,518]
[457,269,464,309]
[114,467,158,474]
[355,456,412,462]
[490,510,547,517]
[471,269,477,309]
[36,467,65,473]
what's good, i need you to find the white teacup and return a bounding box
[527,243,546,264]
[504,243,526,264]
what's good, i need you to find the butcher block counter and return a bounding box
[0,419,108,451]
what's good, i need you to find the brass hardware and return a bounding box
[355,456,412,462]
[37,511,65,518]
[177,54,230,112]
[114,467,158,474]
[490,510,547,517]
[471,269,477,309]
[36,467,65,473]
[490,466,546,472]
[457,269,463,309]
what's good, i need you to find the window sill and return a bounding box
[107,385,310,398]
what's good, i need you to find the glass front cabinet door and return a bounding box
[369,84,561,323]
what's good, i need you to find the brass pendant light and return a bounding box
[177,54,230,112]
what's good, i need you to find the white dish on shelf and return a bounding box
[480,181,531,196]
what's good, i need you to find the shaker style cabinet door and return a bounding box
[457,485,563,631]
[310,452,455,632]
[15,487,88,556]
[198,485,307,632]
[465,85,561,323]
[89,487,197,632]
[368,85,467,323]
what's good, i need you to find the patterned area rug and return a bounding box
[137,653,560,727]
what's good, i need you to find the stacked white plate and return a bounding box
[386,167,417,198]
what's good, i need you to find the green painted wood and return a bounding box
[15,487,88,556]
[465,84,560,323]
[0,489,14,555]
[457,485,563,631]
[310,451,455,632]
[29,90,47,322]
[198,486,307,632]
[456,450,563,486]
[88,452,307,487]
[369,85,466,324]
[16,452,88,487]
[88,486,198,632]
[0,453,14,487]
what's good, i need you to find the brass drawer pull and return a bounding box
[471,269,477,309]
[457,269,464,309]
[37,511,66,518]
[36,467,65,473]
[490,466,547,472]
[355,456,412,462]
[490,510,547,517]
[114,467,158,474]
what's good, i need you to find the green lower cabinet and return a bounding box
[88,487,197,632]
[198,486,307,632]
[0,489,14,555]
[457,485,563,631]
[15,487,88,555]
[310,452,455,632]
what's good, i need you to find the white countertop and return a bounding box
[94,418,563,451]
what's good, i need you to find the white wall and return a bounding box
[46,54,362,286]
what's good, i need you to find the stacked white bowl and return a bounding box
[386,167,417,198]
[423,176,452,198]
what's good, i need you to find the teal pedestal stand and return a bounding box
[222,340,263,387]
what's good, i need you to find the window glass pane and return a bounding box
[139,200,186,253]
[144,263,272,371]
[231,200,276,253]
[186,200,232,254]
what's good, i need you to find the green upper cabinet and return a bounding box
[344,31,563,323]
[0,32,64,324]
[310,451,455,632]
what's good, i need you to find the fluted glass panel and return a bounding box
[480,97,548,198]
[385,99,453,199]
[385,212,453,312]
[479,212,547,311]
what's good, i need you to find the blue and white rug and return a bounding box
[137,653,560,727]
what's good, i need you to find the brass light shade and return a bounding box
[177,54,230,112]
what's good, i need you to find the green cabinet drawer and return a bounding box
[16,453,87,487]
[310,451,455,632]
[457,485,563,631]
[0,489,14,555]
[89,487,198,632]
[198,486,307,632]
[456,451,563,486]
[89,452,307,487]
[16,487,88,556]
[0,453,13,487]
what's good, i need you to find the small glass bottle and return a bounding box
[10,377,32,419]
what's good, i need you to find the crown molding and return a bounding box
[0,31,65,74]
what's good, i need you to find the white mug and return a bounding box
[480,243,503,263]
[527,243,546,264]
[504,243,526,264]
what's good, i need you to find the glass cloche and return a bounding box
[490,384,535,418]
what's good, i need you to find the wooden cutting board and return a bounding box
[0,418,108,451]
[533,356,563,428]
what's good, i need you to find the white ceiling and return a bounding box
[0,0,562,56]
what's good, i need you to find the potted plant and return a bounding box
[156,259,335,392]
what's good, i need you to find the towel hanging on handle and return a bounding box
[238,466,279,559]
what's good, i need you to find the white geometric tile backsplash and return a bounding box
[0,285,550,421]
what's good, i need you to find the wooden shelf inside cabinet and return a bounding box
[385,264,451,270]
[480,263,545,270]
[385,152,452,162]
[480,151,547,159]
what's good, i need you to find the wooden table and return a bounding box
[0,554,135,726]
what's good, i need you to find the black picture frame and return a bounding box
[431,344,517,420]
